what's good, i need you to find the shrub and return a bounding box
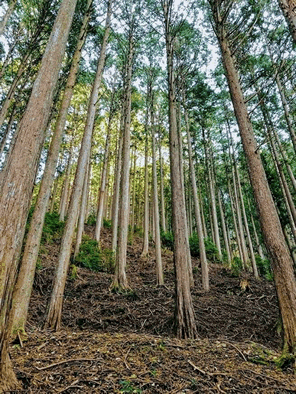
[86,214,96,226]
[189,233,221,262]
[41,212,65,244]
[103,218,112,228]
[231,256,243,276]
[75,235,114,273]
[255,255,273,280]
[160,231,174,250]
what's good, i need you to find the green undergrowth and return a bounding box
[41,212,65,244]
[75,234,114,273]
[189,233,222,263]
[230,255,273,280]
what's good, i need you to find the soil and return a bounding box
[9,226,296,393]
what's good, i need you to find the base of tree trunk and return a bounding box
[0,352,20,392]
[110,280,131,294]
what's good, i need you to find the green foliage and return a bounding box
[75,235,114,273]
[41,212,65,244]
[160,231,174,250]
[119,380,142,393]
[103,218,112,228]
[86,214,96,226]
[69,264,78,281]
[189,233,221,263]
[231,256,243,276]
[255,255,273,281]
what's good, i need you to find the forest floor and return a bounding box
[10,226,296,393]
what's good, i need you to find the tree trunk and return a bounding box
[218,191,232,267]
[95,107,114,243]
[163,0,197,339]
[278,0,296,45]
[0,0,78,388]
[112,33,134,291]
[141,108,150,257]
[159,138,167,232]
[0,0,17,36]
[214,17,296,354]
[9,4,92,336]
[74,160,90,257]
[111,122,123,252]
[45,1,112,330]
[59,150,73,221]
[184,97,208,291]
[235,166,259,278]
[151,98,164,286]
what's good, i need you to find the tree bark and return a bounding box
[278,0,296,45]
[112,32,134,291]
[212,11,296,353]
[9,3,92,336]
[151,97,164,286]
[45,1,112,330]
[141,107,150,257]
[0,0,78,388]
[163,0,197,339]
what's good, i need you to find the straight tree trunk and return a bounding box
[74,160,90,257]
[0,0,78,389]
[141,105,150,257]
[162,0,197,339]
[59,150,73,221]
[218,191,231,267]
[111,122,123,252]
[112,32,134,290]
[9,3,92,336]
[95,108,114,243]
[151,98,164,286]
[0,0,17,36]
[45,1,112,330]
[212,11,296,354]
[184,97,208,291]
[159,138,167,232]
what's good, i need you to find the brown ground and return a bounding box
[10,227,296,393]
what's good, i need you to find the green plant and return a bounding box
[86,214,96,226]
[255,255,273,280]
[103,218,112,228]
[119,380,142,393]
[70,264,78,280]
[231,256,243,276]
[189,234,221,262]
[160,230,174,250]
[41,212,65,244]
[75,235,114,273]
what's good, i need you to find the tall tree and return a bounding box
[0,0,78,388]
[208,0,296,357]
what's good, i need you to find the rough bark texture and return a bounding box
[0,0,78,388]
[163,0,197,339]
[112,33,134,291]
[45,1,111,330]
[9,3,91,336]
[278,0,296,45]
[95,107,114,243]
[184,101,209,291]
[151,101,164,286]
[141,109,150,257]
[213,12,296,353]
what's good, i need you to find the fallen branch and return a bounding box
[188,360,229,377]
[35,358,96,371]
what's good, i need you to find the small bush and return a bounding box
[231,256,243,276]
[255,255,273,280]
[86,214,96,226]
[160,231,174,250]
[41,212,65,244]
[189,233,221,263]
[75,235,114,273]
[103,218,112,228]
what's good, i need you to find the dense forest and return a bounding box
[1,0,296,392]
